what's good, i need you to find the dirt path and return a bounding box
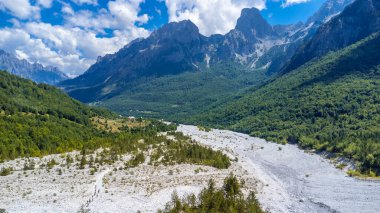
[80,168,111,210]
[178,125,380,213]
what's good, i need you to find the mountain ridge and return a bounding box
[60,8,283,102]
[284,0,380,72]
[61,0,363,108]
[0,50,68,85]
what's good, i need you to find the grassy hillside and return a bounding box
[98,62,267,121]
[0,71,230,169]
[192,33,380,176]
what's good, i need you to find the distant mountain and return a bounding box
[60,8,283,102]
[284,0,380,72]
[306,0,355,24]
[258,0,355,74]
[61,0,357,105]
[192,32,380,176]
[62,20,206,99]
[0,49,68,85]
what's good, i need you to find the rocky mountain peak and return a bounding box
[283,0,380,72]
[306,0,354,24]
[235,7,274,39]
[151,20,200,43]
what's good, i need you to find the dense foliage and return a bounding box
[149,132,231,169]
[0,71,230,170]
[192,33,380,175]
[99,62,267,121]
[0,70,113,160]
[159,174,264,213]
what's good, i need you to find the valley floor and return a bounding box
[1,126,380,213]
[0,149,256,212]
[178,125,380,213]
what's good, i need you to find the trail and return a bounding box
[80,168,111,211]
[178,125,380,213]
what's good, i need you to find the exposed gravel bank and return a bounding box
[178,125,380,213]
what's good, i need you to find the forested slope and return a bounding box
[0,71,231,170]
[193,33,380,175]
[99,62,267,121]
[0,71,113,159]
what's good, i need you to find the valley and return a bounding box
[0,0,379,212]
[96,62,267,120]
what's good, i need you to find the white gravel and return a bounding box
[0,149,256,213]
[178,125,380,213]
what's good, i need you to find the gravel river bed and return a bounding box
[178,125,380,213]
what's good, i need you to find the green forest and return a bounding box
[0,70,109,160]
[192,33,380,176]
[99,62,267,120]
[0,71,230,170]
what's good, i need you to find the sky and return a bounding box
[0,0,326,76]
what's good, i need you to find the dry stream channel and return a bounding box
[178,125,380,213]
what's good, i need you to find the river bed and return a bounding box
[178,125,380,213]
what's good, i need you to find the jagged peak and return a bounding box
[151,20,200,40]
[234,7,274,38]
[306,0,354,24]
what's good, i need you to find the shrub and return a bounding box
[0,167,12,176]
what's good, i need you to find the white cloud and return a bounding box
[15,49,30,61]
[108,0,149,27]
[64,0,149,34]
[0,28,75,71]
[0,0,151,76]
[61,4,75,15]
[71,0,98,6]
[0,0,40,19]
[165,0,266,36]
[281,0,310,7]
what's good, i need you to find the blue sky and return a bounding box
[0,0,326,75]
[262,0,325,25]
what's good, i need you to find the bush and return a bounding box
[125,152,145,168]
[159,174,264,213]
[0,167,12,176]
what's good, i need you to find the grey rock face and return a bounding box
[284,0,380,72]
[61,1,362,102]
[235,8,275,39]
[61,8,282,102]
[259,0,356,74]
[306,0,355,25]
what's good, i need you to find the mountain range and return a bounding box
[284,0,380,72]
[0,49,68,85]
[60,0,356,103]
